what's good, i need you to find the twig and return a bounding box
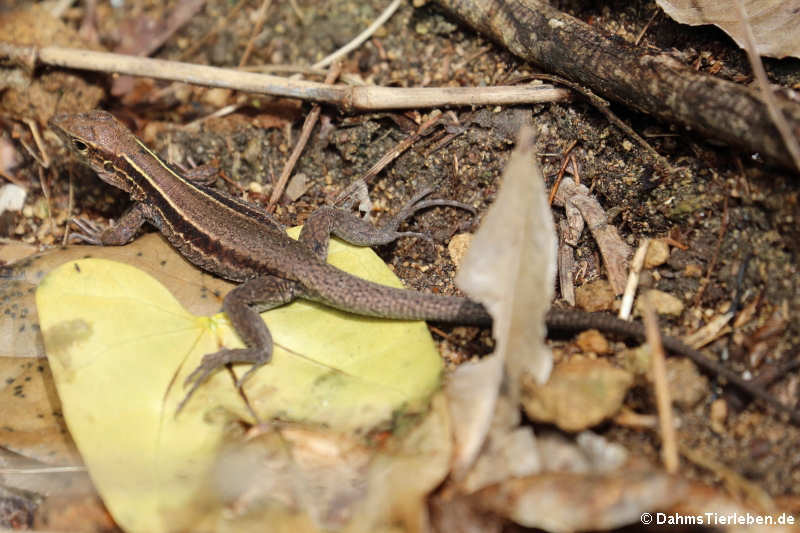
[241,63,367,85]
[38,167,55,237]
[619,238,650,320]
[334,112,443,207]
[732,0,800,172]
[548,139,577,205]
[552,177,632,294]
[62,170,74,246]
[642,295,678,473]
[238,0,272,67]
[1,43,569,111]
[268,63,341,209]
[433,0,800,171]
[22,118,49,168]
[312,0,403,69]
[569,154,580,184]
[557,219,576,305]
[634,9,659,46]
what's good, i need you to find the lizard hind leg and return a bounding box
[298,188,476,261]
[179,275,301,411]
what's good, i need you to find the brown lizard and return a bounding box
[48,110,799,423]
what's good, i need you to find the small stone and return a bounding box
[448,233,472,267]
[0,184,26,215]
[709,398,728,434]
[665,358,708,408]
[575,330,610,354]
[619,345,651,376]
[684,264,703,277]
[521,357,633,431]
[644,239,669,268]
[202,88,232,108]
[622,139,634,151]
[247,182,263,194]
[575,279,616,312]
[635,289,684,317]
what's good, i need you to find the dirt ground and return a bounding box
[3,0,799,513]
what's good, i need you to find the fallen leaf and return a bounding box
[0,233,233,358]
[35,228,445,532]
[452,126,556,474]
[656,0,800,59]
[475,468,688,533]
[0,357,80,465]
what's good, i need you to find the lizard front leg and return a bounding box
[180,275,301,409]
[71,202,152,245]
[298,188,475,261]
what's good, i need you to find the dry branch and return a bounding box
[433,0,800,171]
[0,43,569,112]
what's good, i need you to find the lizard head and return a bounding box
[49,110,140,195]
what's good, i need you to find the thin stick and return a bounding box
[634,9,659,46]
[619,238,650,320]
[312,0,403,69]
[732,0,800,172]
[23,118,49,168]
[238,0,272,67]
[547,139,577,206]
[38,167,55,237]
[3,44,569,111]
[334,112,443,207]
[268,63,341,209]
[62,170,74,246]
[642,295,679,473]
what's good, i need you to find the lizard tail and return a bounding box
[304,266,492,325]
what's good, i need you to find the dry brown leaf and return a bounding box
[451,125,556,474]
[0,357,79,465]
[657,0,800,59]
[0,233,232,358]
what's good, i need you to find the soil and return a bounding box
[2,0,799,509]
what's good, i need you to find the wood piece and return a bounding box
[433,0,800,171]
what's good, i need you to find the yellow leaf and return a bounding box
[36,229,444,533]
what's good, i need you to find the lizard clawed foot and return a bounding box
[69,217,105,244]
[382,188,477,248]
[177,347,269,413]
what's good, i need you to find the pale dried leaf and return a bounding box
[476,468,688,533]
[453,126,556,472]
[656,0,800,59]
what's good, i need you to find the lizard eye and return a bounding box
[72,139,88,153]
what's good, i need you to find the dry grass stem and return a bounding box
[642,296,678,473]
[311,0,403,70]
[619,238,650,320]
[238,0,272,67]
[2,43,569,111]
[268,63,341,209]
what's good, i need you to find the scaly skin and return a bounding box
[49,111,799,423]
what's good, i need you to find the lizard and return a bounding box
[48,110,799,423]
